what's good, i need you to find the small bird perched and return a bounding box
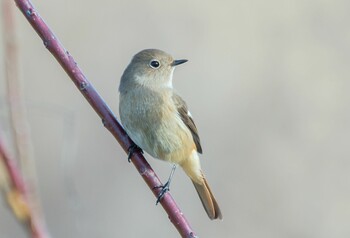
[118,49,222,220]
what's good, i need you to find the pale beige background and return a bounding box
[1,0,350,237]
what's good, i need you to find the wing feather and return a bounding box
[172,94,203,154]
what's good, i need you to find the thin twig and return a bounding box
[2,0,50,237]
[2,0,46,233]
[0,133,49,238]
[13,0,198,237]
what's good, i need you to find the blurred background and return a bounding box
[1,0,350,237]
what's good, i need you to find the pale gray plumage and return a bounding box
[119,49,222,220]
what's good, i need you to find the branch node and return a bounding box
[189,232,199,238]
[43,40,49,48]
[25,8,34,18]
[79,81,88,91]
[102,118,107,127]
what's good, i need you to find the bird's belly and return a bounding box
[152,119,194,163]
[123,114,194,164]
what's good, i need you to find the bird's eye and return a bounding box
[149,59,160,69]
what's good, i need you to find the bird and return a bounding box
[118,49,222,220]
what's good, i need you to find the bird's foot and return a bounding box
[154,181,170,205]
[153,164,177,204]
[127,144,143,162]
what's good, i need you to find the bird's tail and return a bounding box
[192,175,222,220]
[181,151,222,220]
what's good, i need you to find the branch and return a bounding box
[1,0,50,237]
[0,134,49,238]
[2,0,46,232]
[13,0,198,237]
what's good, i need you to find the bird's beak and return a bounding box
[171,59,188,66]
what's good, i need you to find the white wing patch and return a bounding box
[187,110,193,118]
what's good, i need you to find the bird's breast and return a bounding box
[119,89,194,164]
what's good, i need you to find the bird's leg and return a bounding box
[154,164,177,205]
[127,144,143,162]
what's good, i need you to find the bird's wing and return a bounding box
[172,93,203,154]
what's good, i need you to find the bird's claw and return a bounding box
[127,144,142,162]
[154,181,170,205]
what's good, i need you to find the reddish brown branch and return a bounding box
[0,134,48,238]
[2,0,50,237]
[13,0,197,237]
[3,0,45,221]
